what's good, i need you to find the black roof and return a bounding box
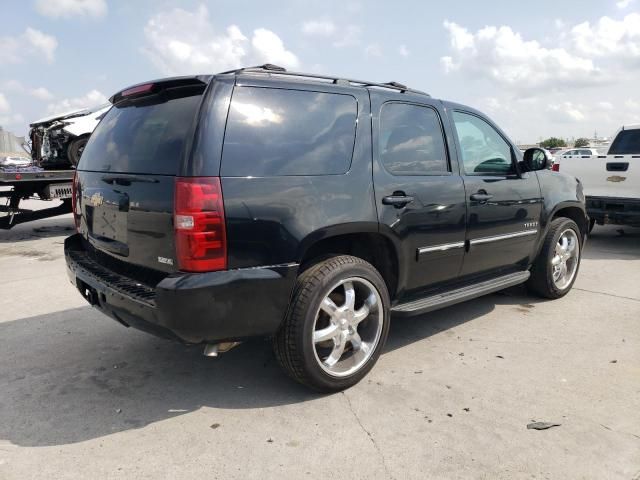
[219,64,430,97]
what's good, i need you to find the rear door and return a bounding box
[450,110,543,277]
[371,92,466,296]
[75,78,210,275]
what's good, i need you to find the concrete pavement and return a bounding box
[0,208,638,479]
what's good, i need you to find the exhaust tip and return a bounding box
[203,341,241,357]
[203,344,219,357]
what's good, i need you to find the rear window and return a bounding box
[79,90,203,175]
[221,87,357,176]
[609,129,640,155]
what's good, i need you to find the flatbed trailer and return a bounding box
[0,169,74,229]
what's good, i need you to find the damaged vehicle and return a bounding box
[29,103,110,168]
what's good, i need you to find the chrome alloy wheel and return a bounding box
[312,277,383,377]
[551,228,580,290]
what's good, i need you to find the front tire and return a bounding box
[67,136,89,167]
[273,255,390,392]
[527,218,582,299]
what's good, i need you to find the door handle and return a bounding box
[382,194,414,208]
[470,191,493,203]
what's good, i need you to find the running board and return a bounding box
[391,271,530,317]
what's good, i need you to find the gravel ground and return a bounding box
[0,204,639,479]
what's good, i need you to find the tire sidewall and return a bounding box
[68,136,89,166]
[542,219,582,297]
[297,261,390,391]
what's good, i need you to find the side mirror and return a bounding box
[523,148,550,171]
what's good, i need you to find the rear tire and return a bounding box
[67,136,89,167]
[273,255,390,392]
[527,218,582,299]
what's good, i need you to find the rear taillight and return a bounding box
[552,163,559,171]
[174,177,227,272]
[71,171,80,231]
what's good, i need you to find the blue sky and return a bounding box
[1,0,639,143]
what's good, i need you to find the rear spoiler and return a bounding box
[109,75,212,105]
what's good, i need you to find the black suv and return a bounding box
[65,65,587,392]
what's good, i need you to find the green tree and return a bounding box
[539,137,567,149]
[574,138,590,148]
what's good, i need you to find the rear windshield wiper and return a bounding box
[101,175,160,186]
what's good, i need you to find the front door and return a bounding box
[450,110,543,277]
[372,95,466,297]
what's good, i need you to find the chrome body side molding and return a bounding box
[417,241,465,255]
[469,229,538,246]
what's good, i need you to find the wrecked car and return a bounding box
[29,103,110,168]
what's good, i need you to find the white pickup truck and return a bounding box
[554,124,640,230]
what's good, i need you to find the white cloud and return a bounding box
[625,99,640,109]
[252,28,299,68]
[333,25,362,48]
[301,20,336,36]
[35,0,107,18]
[0,94,25,129]
[571,13,640,58]
[23,28,58,63]
[546,102,586,123]
[441,20,601,93]
[47,89,107,114]
[364,43,382,58]
[598,101,614,110]
[31,87,54,101]
[399,45,410,57]
[0,81,55,101]
[0,94,10,114]
[0,28,58,64]
[142,5,299,76]
[616,0,635,8]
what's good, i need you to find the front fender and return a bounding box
[534,170,588,254]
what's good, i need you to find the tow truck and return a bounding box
[0,168,74,229]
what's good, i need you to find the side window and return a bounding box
[379,103,449,175]
[452,111,514,175]
[221,87,357,177]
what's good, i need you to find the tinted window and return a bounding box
[452,111,514,175]
[221,87,357,176]
[379,103,448,175]
[80,91,202,175]
[609,129,640,155]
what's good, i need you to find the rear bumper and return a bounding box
[64,234,298,343]
[586,196,640,227]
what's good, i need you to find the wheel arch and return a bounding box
[549,202,588,239]
[296,223,403,299]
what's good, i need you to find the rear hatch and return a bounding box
[75,77,210,278]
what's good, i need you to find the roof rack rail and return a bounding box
[219,64,430,97]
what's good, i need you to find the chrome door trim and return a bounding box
[417,241,465,255]
[469,229,538,246]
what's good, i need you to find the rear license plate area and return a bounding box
[92,207,128,243]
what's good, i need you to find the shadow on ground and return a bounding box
[0,213,74,243]
[0,285,545,448]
